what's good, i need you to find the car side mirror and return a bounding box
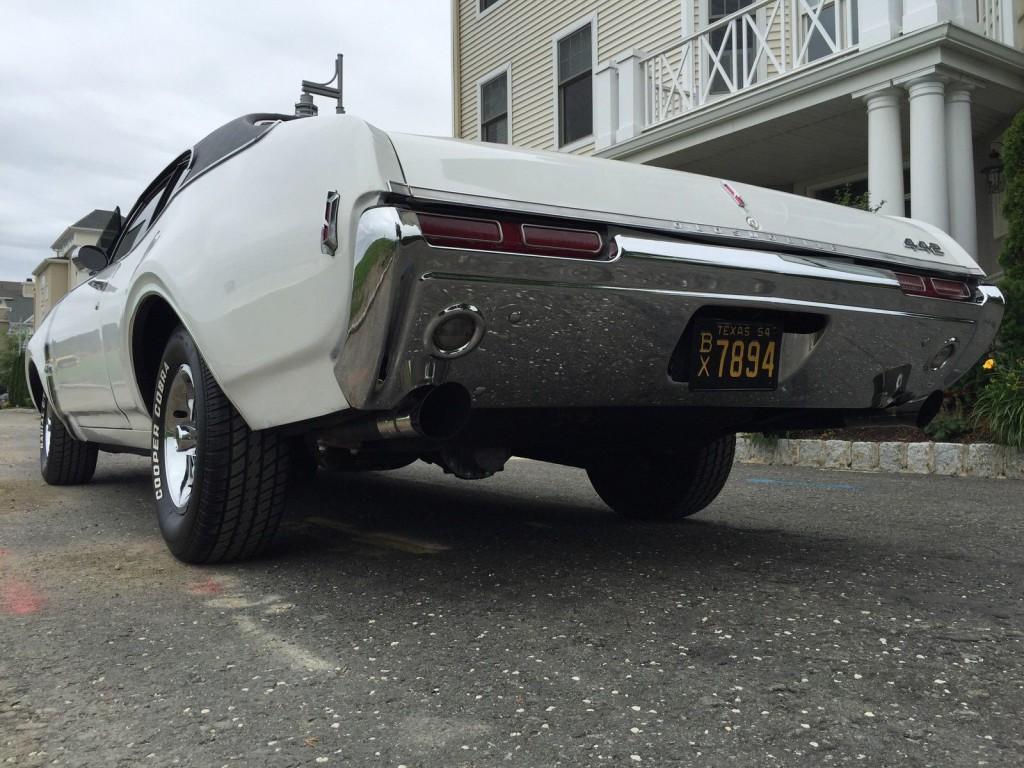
[71,245,108,273]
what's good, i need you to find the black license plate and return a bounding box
[689,319,781,390]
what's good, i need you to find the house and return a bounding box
[450,0,1024,276]
[31,209,117,323]
[0,280,35,338]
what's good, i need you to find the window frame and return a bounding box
[107,151,192,264]
[703,0,760,96]
[477,0,506,17]
[798,0,857,63]
[551,13,598,153]
[477,63,512,145]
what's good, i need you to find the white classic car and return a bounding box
[26,113,1003,562]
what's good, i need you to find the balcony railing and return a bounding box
[979,0,1015,44]
[642,0,858,128]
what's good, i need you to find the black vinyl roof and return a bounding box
[185,113,298,184]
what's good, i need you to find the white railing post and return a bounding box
[858,0,901,48]
[615,50,647,143]
[594,60,619,150]
[999,0,1015,44]
[904,0,980,34]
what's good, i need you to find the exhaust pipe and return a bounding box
[323,383,472,446]
[842,390,945,430]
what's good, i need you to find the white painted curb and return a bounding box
[735,436,1024,479]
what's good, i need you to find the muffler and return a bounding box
[322,383,472,446]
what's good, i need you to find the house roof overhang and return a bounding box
[31,257,71,277]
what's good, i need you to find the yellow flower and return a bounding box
[983,358,996,371]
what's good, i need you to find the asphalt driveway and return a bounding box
[1,408,1023,767]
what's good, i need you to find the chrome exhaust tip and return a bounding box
[376,383,472,441]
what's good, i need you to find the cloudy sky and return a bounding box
[0,0,451,281]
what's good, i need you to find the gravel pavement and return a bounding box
[1,408,1023,767]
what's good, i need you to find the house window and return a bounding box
[708,0,757,95]
[480,70,509,144]
[556,21,593,147]
[479,0,502,12]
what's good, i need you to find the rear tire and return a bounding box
[39,399,98,485]
[587,435,736,521]
[152,327,290,564]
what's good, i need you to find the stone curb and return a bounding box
[735,436,1024,479]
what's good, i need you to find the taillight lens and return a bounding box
[520,224,603,255]
[418,214,502,247]
[416,211,610,260]
[895,272,972,301]
[930,277,972,300]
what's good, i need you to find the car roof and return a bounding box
[186,113,299,183]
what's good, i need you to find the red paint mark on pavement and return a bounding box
[188,578,224,596]
[1,580,46,615]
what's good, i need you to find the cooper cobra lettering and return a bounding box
[151,361,170,501]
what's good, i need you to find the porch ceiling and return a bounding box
[653,95,1011,189]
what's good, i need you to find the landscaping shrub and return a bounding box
[998,111,1024,360]
[924,402,975,442]
[974,358,1024,449]
[0,335,31,407]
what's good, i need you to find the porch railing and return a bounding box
[642,0,858,128]
[978,0,1015,45]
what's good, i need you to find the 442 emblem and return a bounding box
[904,238,944,256]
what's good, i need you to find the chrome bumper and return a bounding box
[336,207,1003,413]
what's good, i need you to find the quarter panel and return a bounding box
[125,115,403,430]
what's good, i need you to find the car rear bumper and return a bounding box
[335,207,1003,415]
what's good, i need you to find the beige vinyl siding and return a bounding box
[454,0,682,152]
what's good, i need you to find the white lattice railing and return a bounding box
[978,0,1015,44]
[642,0,858,128]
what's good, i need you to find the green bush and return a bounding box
[998,111,1024,360]
[0,335,32,407]
[974,358,1024,448]
[832,183,883,213]
[924,402,974,442]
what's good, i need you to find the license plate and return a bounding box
[689,319,781,390]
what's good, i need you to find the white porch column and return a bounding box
[945,84,977,256]
[907,78,949,232]
[864,89,905,216]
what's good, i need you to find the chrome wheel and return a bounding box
[43,408,52,458]
[163,364,197,510]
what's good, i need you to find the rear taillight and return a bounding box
[895,272,972,301]
[416,211,610,260]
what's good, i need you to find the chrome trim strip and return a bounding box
[404,186,985,278]
[419,271,977,325]
[618,235,899,287]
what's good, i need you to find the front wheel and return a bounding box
[152,327,290,563]
[586,435,736,521]
[39,399,98,485]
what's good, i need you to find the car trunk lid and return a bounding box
[386,132,983,277]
